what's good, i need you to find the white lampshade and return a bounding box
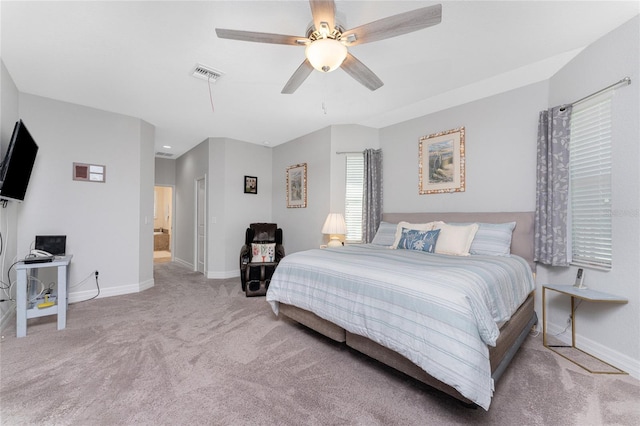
[305,39,347,73]
[322,213,347,234]
[322,213,347,247]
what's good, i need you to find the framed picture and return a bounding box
[244,175,258,194]
[419,126,465,194]
[286,163,307,208]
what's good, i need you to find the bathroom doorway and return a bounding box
[154,186,173,263]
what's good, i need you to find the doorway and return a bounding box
[154,186,173,263]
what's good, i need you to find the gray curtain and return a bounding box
[534,105,572,266]
[362,149,383,243]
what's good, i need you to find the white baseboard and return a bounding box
[207,270,239,279]
[173,257,193,269]
[544,321,639,379]
[68,279,155,304]
[165,258,238,280]
[139,278,154,292]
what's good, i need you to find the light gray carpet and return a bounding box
[1,262,639,425]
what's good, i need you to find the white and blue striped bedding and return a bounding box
[266,244,535,410]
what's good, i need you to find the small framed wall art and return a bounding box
[73,162,106,183]
[286,163,307,208]
[244,175,258,194]
[418,126,465,194]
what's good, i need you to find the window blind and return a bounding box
[345,154,364,243]
[569,91,613,269]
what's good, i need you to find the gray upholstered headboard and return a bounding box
[382,212,535,271]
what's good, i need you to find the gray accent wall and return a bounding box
[155,157,176,186]
[272,127,332,254]
[207,137,273,277]
[174,139,208,270]
[379,81,548,214]
[16,94,155,301]
[174,137,272,277]
[0,60,20,328]
[329,125,380,215]
[539,16,640,374]
[138,121,155,285]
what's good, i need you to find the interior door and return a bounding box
[196,177,206,274]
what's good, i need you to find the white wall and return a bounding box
[539,16,640,376]
[16,94,155,302]
[0,59,20,327]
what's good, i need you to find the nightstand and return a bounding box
[542,284,628,374]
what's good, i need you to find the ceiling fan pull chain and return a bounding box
[207,75,215,114]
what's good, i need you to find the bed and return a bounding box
[266,212,537,410]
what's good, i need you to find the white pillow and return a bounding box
[433,222,479,256]
[391,221,438,248]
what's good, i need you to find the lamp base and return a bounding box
[327,236,343,247]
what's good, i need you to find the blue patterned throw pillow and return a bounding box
[397,228,441,253]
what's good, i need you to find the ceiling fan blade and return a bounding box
[341,53,383,91]
[341,4,442,46]
[281,60,315,94]
[216,28,305,46]
[309,0,336,32]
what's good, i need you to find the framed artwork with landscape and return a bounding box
[286,163,307,208]
[419,126,465,194]
[244,176,257,194]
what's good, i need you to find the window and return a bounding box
[569,91,613,269]
[345,154,364,243]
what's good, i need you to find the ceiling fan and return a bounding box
[215,0,442,94]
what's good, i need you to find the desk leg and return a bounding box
[16,269,27,338]
[542,287,547,347]
[57,264,68,331]
[570,296,576,348]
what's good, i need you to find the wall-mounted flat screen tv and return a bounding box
[0,119,39,202]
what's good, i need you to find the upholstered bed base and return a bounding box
[279,294,537,406]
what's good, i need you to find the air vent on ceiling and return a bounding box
[192,64,224,82]
[155,151,174,157]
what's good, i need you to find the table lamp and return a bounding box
[322,213,347,247]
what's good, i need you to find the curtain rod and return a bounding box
[568,77,631,107]
[335,151,362,154]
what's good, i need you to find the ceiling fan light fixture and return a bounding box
[305,38,347,73]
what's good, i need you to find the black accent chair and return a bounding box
[239,223,285,297]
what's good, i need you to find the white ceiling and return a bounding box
[2,1,638,158]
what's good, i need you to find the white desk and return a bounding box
[15,255,72,338]
[542,284,627,374]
